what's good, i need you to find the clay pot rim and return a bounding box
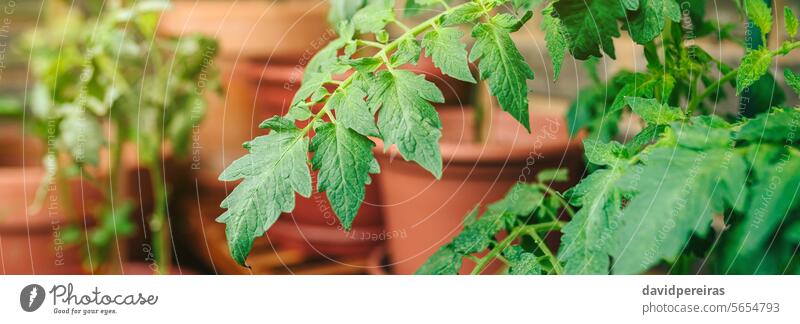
[372,108,584,165]
[269,220,384,245]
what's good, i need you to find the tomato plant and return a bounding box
[26,0,218,273]
[419,0,800,274]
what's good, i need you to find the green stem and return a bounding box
[469,221,565,275]
[686,41,800,115]
[525,227,563,275]
[536,184,576,218]
[148,155,170,275]
[686,69,736,115]
[296,3,466,137]
[471,225,526,275]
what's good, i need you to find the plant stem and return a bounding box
[469,221,565,275]
[686,69,736,115]
[536,183,576,218]
[686,41,800,115]
[525,226,563,275]
[148,155,170,275]
[297,3,466,137]
[471,225,526,275]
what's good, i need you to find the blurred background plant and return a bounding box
[21,0,218,274]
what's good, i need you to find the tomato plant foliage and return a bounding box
[218,0,539,266]
[219,0,800,273]
[418,0,800,275]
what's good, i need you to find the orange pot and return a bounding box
[375,98,584,274]
[0,167,102,274]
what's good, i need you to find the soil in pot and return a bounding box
[374,97,584,274]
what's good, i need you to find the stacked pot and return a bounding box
[0,122,92,274]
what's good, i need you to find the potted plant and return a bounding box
[214,0,583,273]
[24,0,218,274]
[418,0,800,275]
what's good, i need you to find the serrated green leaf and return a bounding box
[745,0,773,36]
[441,2,485,26]
[583,139,628,166]
[217,117,312,266]
[738,108,800,143]
[736,48,773,94]
[722,147,800,274]
[327,87,379,136]
[393,37,422,66]
[341,57,383,74]
[60,108,102,165]
[785,69,800,97]
[470,14,534,131]
[487,182,545,216]
[541,5,568,80]
[352,1,395,34]
[416,244,462,274]
[369,69,444,178]
[610,147,747,274]
[310,122,377,230]
[452,214,502,254]
[537,168,569,183]
[553,0,627,59]
[559,167,627,274]
[625,97,684,125]
[786,7,799,38]
[504,245,542,275]
[625,0,681,44]
[422,27,476,83]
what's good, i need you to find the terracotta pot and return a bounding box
[375,97,584,274]
[158,0,333,61]
[120,262,198,275]
[0,167,101,274]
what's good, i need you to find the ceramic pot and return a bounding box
[375,97,584,274]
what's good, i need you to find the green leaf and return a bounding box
[625,0,681,44]
[504,246,542,275]
[738,108,800,143]
[487,182,545,216]
[327,87,379,137]
[541,5,568,80]
[553,0,627,59]
[393,38,422,66]
[441,2,485,26]
[625,97,684,125]
[416,244,462,274]
[745,0,773,36]
[559,168,626,274]
[785,69,800,97]
[722,148,800,274]
[452,213,503,254]
[352,1,395,34]
[60,108,102,165]
[610,147,747,274]
[786,7,799,38]
[583,139,628,166]
[736,48,773,94]
[217,117,312,266]
[310,122,377,230]
[537,168,569,183]
[470,14,535,131]
[369,69,444,178]
[422,27,476,83]
[341,57,383,74]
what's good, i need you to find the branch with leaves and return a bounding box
[420,0,800,275]
[217,0,541,266]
